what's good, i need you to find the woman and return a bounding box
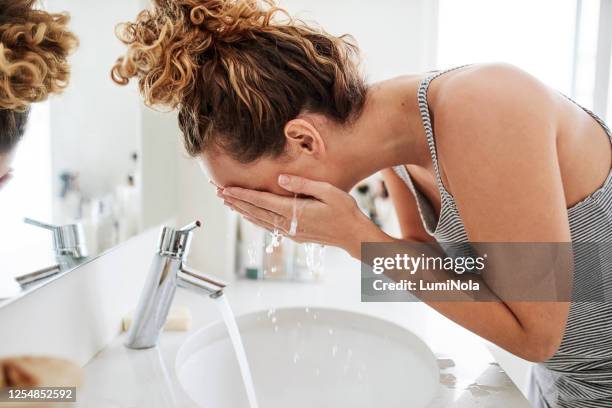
[0,0,77,190]
[112,1,612,406]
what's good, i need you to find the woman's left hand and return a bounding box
[218,175,383,258]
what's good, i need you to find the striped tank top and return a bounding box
[393,66,612,407]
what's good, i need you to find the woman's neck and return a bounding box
[336,75,432,181]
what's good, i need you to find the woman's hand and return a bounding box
[218,175,386,258]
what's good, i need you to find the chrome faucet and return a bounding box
[18,218,89,286]
[125,221,226,349]
[24,218,88,260]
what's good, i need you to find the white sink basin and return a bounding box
[176,307,440,408]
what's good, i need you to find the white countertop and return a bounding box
[76,248,529,408]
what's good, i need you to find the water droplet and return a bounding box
[328,328,334,335]
[266,229,283,253]
[293,352,300,363]
[332,345,338,357]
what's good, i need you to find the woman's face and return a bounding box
[199,116,362,195]
[201,150,293,196]
[200,146,356,196]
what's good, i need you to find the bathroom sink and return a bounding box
[176,307,440,408]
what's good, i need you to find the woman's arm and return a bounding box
[380,168,434,243]
[322,64,571,362]
[365,228,569,362]
[425,63,571,361]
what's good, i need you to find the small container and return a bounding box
[238,218,265,279]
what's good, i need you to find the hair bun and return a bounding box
[188,0,278,41]
[113,0,366,163]
[111,0,282,108]
[0,0,78,111]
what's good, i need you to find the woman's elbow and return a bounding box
[517,333,562,363]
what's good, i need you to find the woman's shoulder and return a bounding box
[429,63,560,148]
[433,63,558,118]
[426,63,562,197]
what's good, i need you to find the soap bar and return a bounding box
[122,305,192,332]
[0,356,82,388]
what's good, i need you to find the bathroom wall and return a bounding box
[139,109,180,231]
[278,0,439,77]
[47,0,143,200]
[47,0,181,230]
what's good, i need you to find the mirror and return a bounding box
[0,1,183,305]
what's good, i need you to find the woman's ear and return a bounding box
[284,117,326,157]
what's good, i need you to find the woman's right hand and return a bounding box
[220,174,390,259]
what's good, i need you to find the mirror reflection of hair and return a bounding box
[0,0,78,154]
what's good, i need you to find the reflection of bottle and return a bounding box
[115,175,140,242]
[91,196,118,253]
[57,171,82,223]
[238,218,264,279]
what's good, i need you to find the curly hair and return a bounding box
[0,0,77,152]
[112,0,367,163]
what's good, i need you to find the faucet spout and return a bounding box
[179,220,202,233]
[178,265,225,299]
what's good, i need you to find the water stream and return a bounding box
[215,294,259,408]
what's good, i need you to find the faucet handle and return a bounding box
[24,218,88,258]
[24,218,59,231]
[157,220,202,260]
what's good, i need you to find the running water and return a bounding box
[288,194,298,236]
[215,294,259,408]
